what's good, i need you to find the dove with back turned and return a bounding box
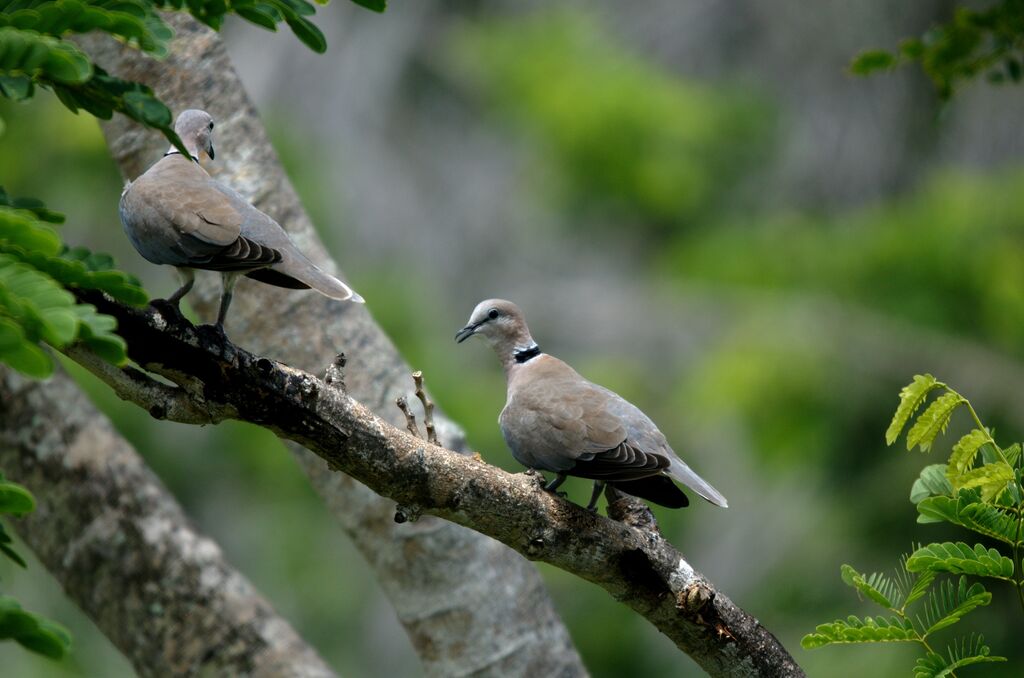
[456,299,728,511]
[119,109,362,333]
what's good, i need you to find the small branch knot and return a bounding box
[676,583,713,615]
[394,504,423,524]
[323,353,347,392]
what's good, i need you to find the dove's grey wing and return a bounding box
[209,182,362,302]
[121,157,281,271]
[500,356,670,481]
[601,385,728,507]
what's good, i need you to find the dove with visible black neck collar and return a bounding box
[456,298,728,511]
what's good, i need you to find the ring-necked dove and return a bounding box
[119,109,363,333]
[456,299,728,511]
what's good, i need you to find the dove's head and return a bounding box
[456,299,539,365]
[173,109,217,161]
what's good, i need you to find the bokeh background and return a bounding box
[4,1,1024,676]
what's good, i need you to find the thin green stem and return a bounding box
[961,396,1011,466]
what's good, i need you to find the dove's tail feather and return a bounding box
[668,459,728,508]
[614,475,689,508]
[250,259,364,303]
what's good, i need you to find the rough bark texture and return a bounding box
[75,14,585,678]
[63,293,805,678]
[0,367,337,678]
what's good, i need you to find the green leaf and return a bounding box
[1002,443,1020,468]
[953,461,1015,502]
[0,479,35,515]
[850,49,897,75]
[72,303,126,364]
[0,189,64,223]
[0,27,92,84]
[0,542,27,569]
[887,374,942,445]
[917,491,1018,543]
[946,429,990,478]
[0,205,62,255]
[802,615,918,649]
[283,15,326,53]
[903,569,936,608]
[8,247,148,306]
[0,596,71,659]
[0,521,27,567]
[914,634,1006,678]
[0,318,53,377]
[2,0,174,58]
[918,576,990,636]
[121,89,172,128]
[906,392,963,452]
[349,0,386,11]
[233,6,279,31]
[841,564,895,608]
[0,254,78,345]
[911,464,953,505]
[0,74,33,100]
[907,542,1014,581]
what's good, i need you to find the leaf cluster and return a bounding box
[0,0,384,152]
[850,0,1024,99]
[0,473,72,660]
[803,374,1024,676]
[0,188,146,377]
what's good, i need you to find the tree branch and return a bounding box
[74,14,585,676]
[66,290,804,677]
[0,366,337,678]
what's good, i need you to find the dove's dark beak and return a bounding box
[455,325,477,343]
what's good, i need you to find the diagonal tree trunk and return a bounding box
[75,13,585,677]
[0,367,337,678]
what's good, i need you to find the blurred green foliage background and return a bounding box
[4,2,1024,676]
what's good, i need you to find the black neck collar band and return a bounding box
[514,344,541,364]
[164,150,199,162]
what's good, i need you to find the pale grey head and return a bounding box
[455,298,539,361]
[172,109,216,161]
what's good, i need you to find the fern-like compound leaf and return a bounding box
[953,462,1015,503]
[887,374,941,445]
[946,429,991,479]
[906,542,1014,581]
[917,576,990,636]
[911,464,954,507]
[841,564,899,608]
[913,634,1006,678]
[916,492,1018,544]
[906,392,963,453]
[0,26,91,83]
[802,614,919,649]
[0,205,61,256]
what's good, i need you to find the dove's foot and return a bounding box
[540,472,569,498]
[585,481,606,513]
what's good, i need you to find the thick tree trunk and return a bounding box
[0,367,337,678]
[75,13,585,677]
